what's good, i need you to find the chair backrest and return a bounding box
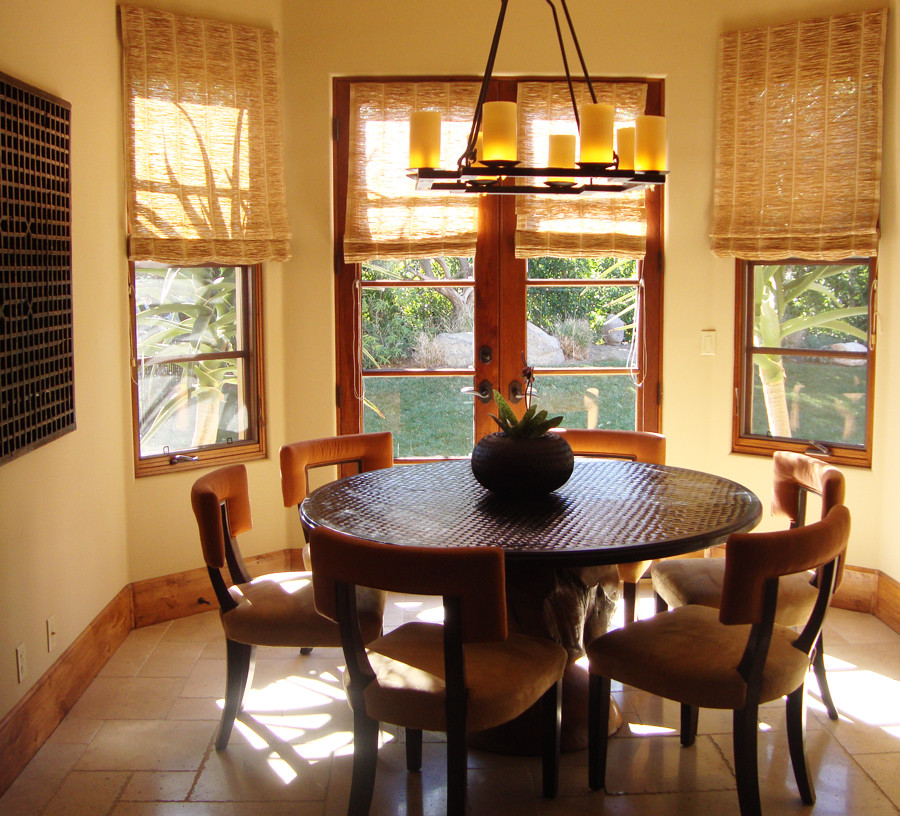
[191,464,255,610]
[191,464,252,571]
[720,504,851,629]
[551,428,665,465]
[772,451,847,586]
[772,451,845,526]
[280,431,394,510]
[309,526,508,644]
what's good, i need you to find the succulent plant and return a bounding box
[489,389,563,439]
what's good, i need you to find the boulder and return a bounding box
[429,332,474,368]
[526,323,565,366]
[601,315,625,345]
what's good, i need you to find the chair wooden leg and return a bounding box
[588,673,611,791]
[405,728,422,772]
[680,703,698,747]
[446,717,467,816]
[786,684,816,805]
[623,581,637,623]
[540,679,562,798]
[217,639,255,751]
[654,591,668,614]
[348,709,379,816]
[812,634,838,720]
[733,705,762,816]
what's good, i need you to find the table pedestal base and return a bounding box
[469,563,622,754]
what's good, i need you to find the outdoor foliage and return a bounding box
[134,265,244,453]
[751,262,870,442]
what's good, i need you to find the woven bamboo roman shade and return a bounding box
[710,9,887,260]
[515,81,649,259]
[343,82,480,262]
[120,6,291,265]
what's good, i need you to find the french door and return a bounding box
[334,80,662,461]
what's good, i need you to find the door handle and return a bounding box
[461,380,493,404]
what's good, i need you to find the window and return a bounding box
[129,263,265,476]
[732,259,876,467]
[120,7,292,474]
[334,78,663,460]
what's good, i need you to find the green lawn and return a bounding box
[363,372,637,458]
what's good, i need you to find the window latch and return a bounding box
[169,454,200,465]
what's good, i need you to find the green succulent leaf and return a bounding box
[490,390,563,439]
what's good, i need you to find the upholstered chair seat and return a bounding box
[587,605,811,711]
[221,572,381,647]
[360,622,567,733]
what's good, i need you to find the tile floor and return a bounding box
[2,587,900,815]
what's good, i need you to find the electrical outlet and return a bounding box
[46,616,56,653]
[16,643,26,683]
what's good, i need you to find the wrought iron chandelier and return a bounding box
[408,0,668,196]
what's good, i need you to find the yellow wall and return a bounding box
[0,0,896,720]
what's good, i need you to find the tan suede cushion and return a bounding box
[352,622,567,733]
[586,605,811,709]
[651,559,819,626]
[222,572,384,648]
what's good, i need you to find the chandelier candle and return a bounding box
[409,110,442,168]
[616,127,636,171]
[579,103,614,164]
[482,101,517,162]
[548,133,576,182]
[635,114,667,171]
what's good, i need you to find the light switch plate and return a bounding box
[701,330,716,356]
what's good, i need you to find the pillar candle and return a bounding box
[548,134,576,182]
[635,115,667,172]
[616,127,635,172]
[579,103,614,164]
[481,101,517,162]
[409,110,441,169]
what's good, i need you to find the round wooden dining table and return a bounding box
[301,458,761,752]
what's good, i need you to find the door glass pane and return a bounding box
[362,258,475,283]
[749,355,868,446]
[526,285,637,368]
[362,375,474,457]
[527,257,638,281]
[531,374,637,431]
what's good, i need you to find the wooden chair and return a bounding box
[551,428,666,622]
[280,431,394,568]
[587,504,851,816]
[190,464,385,750]
[309,526,568,816]
[651,451,846,721]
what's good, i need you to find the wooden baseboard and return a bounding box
[832,565,877,613]
[0,587,133,797]
[875,570,900,633]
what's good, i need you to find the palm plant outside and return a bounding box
[135,265,242,454]
[752,262,870,440]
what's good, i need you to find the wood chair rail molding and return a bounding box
[0,556,893,799]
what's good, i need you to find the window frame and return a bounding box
[128,262,267,477]
[731,257,876,468]
[333,76,663,454]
